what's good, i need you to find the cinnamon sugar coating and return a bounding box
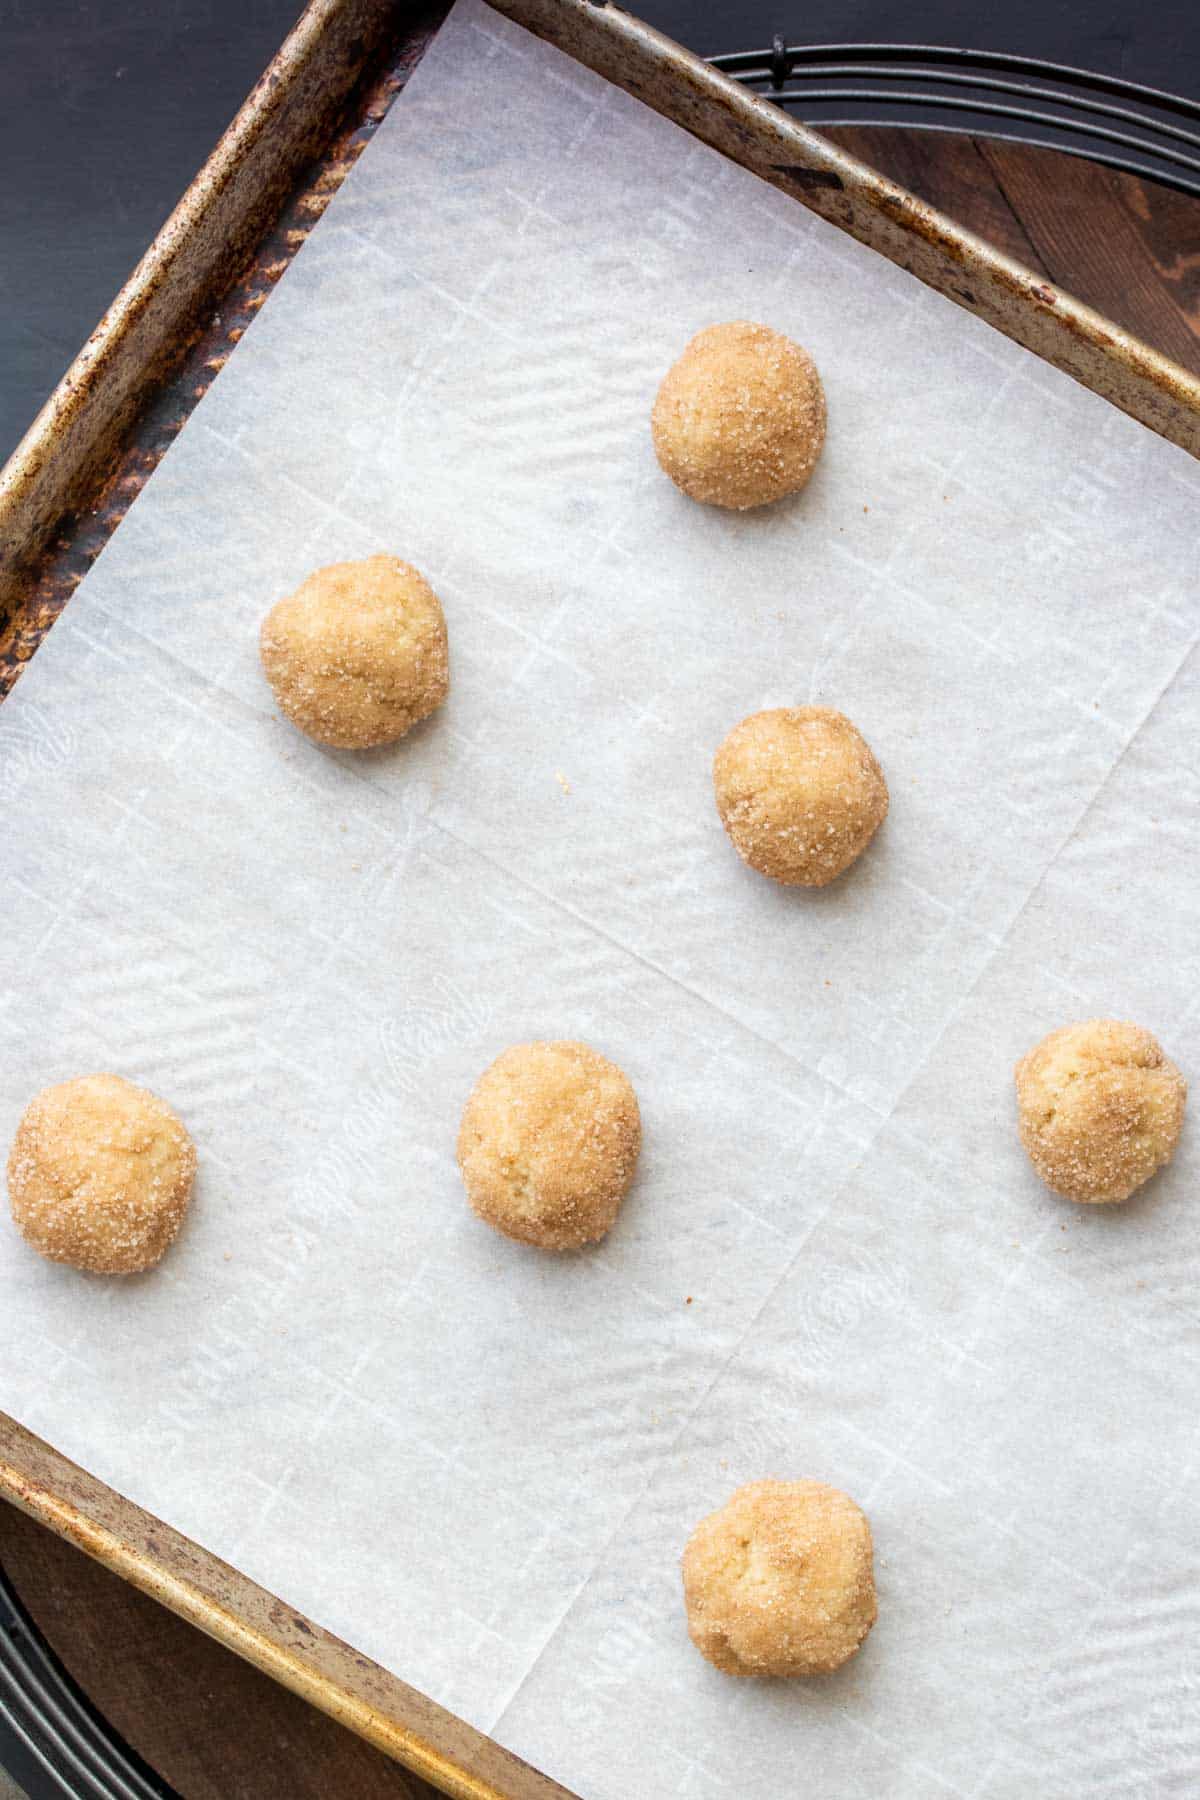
[8,1074,196,1274]
[713,705,888,887]
[1015,1019,1186,1204]
[652,321,826,510]
[683,1479,877,1677]
[260,554,448,749]
[457,1041,640,1251]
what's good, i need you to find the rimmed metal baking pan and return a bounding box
[1,3,1198,1796]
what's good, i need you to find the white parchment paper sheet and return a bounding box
[2,3,1199,1793]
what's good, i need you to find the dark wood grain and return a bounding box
[3,129,1200,1800]
[825,127,1200,376]
[1109,169,1200,346]
[0,1501,429,1800]
[823,126,1052,276]
[978,141,1200,375]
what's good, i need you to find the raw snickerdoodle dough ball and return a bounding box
[259,554,449,749]
[713,705,888,887]
[1015,1019,1186,1204]
[7,1074,197,1274]
[651,321,826,510]
[456,1041,641,1250]
[682,1479,877,1678]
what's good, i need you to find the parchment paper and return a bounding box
[2,4,1198,1793]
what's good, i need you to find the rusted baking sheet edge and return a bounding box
[1,0,1196,1788]
[489,0,1200,460]
[0,1415,577,1800]
[0,0,574,1790]
[4,0,1198,706]
[0,0,450,693]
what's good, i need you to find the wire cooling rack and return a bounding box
[709,38,1200,196]
[0,1565,172,1800]
[3,24,1199,1800]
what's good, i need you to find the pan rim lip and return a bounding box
[1,1,1199,1798]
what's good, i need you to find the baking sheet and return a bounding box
[2,1,1199,1793]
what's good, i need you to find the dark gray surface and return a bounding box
[0,4,1196,1798]
[641,0,1199,69]
[0,0,303,462]
[1,1,1199,463]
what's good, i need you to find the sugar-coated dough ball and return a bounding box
[457,1041,641,1250]
[683,1479,877,1678]
[260,554,449,749]
[1015,1019,1186,1204]
[651,321,826,510]
[7,1074,196,1273]
[713,705,888,887]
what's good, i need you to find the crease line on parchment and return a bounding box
[26,435,1200,1764]
[482,625,1200,1743]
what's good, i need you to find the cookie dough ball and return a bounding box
[7,1075,196,1274]
[713,705,888,887]
[1015,1019,1186,1204]
[683,1479,877,1678]
[457,1041,641,1250]
[260,554,449,749]
[651,321,826,510]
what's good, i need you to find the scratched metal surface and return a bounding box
[6,0,1200,712]
[0,5,1197,1798]
[0,0,450,705]
[490,0,1200,457]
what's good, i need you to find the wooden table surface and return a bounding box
[2,130,1198,1800]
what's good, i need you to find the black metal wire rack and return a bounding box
[3,30,1199,1800]
[708,38,1200,196]
[0,1564,173,1800]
